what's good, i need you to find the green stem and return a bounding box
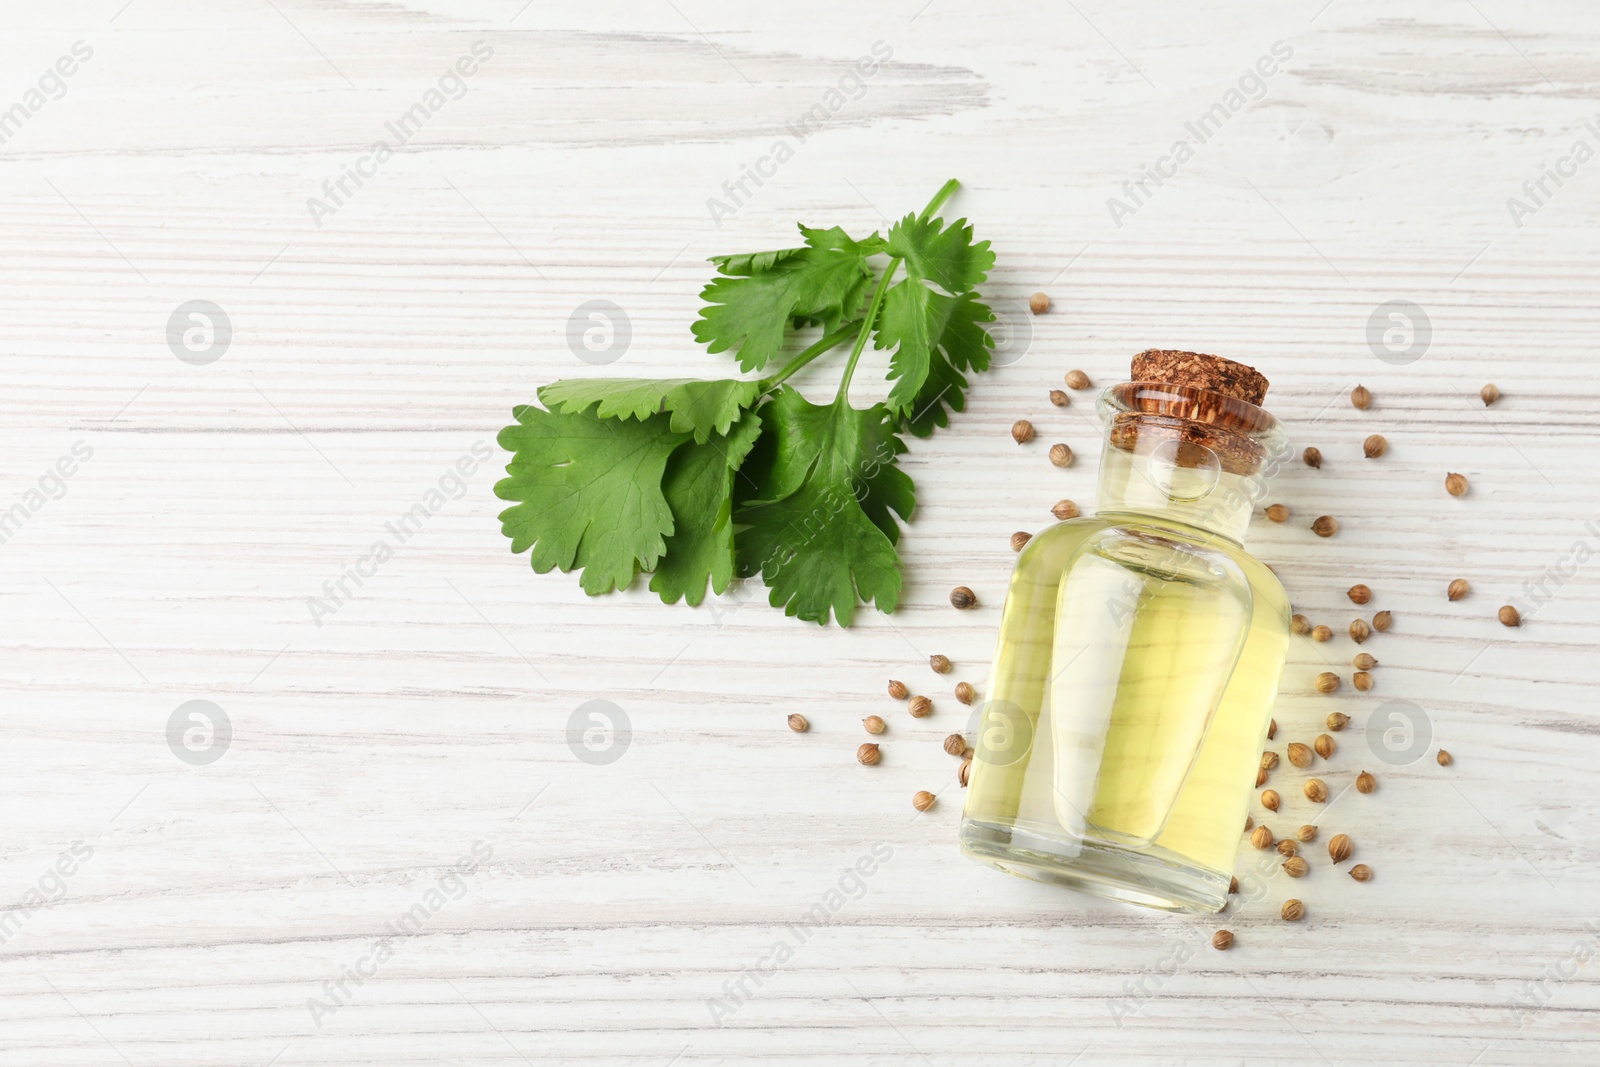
[761,321,861,392]
[918,178,961,223]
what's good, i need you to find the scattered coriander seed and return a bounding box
[913,790,936,812]
[1256,766,1270,787]
[1448,578,1470,601]
[1049,388,1070,407]
[1262,789,1281,811]
[1314,733,1336,759]
[1353,652,1378,670]
[888,679,909,700]
[787,713,810,733]
[863,715,886,735]
[1297,824,1318,843]
[1445,471,1469,497]
[1268,718,1278,740]
[1314,672,1340,695]
[1363,433,1388,459]
[1212,929,1234,951]
[1064,369,1091,390]
[1312,515,1339,537]
[1229,876,1239,894]
[954,682,976,705]
[959,759,972,787]
[1372,610,1393,632]
[1356,770,1376,794]
[1266,503,1290,523]
[1351,384,1372,410]
[1028,291,1051,315]
[942,732,968,757]
[1288,741,1315,768]
[1311,625,1333,642]
[1480,383,1500,406]
[1437,749,1453,766]
[1353,671,1373,692]
[1303,447,1322,469]
[1261,751,1280,771]
[857,743,881,766]
[1304,778,1329,803]
[1291,614,1311,635]
[1327,711,1350,732]
[1499,604,1521,627]
[1049,443,1074,467]
[1349,863,1373,882]
[1011,419,1035,445]
[1251,825,1275,850]
[1277,838,1297,857]
[950,587,977,610]
[1051,499,1080,520]
[929,654,952,674]
[1328,833,1353,864]
[1281,898,1305,921]
[908,695,933,718]
[1010,531,1032,552]
[1350,618,1372,644]
[1245,815,1254,832]
[1283,856,1309,878]
[1348,584,1372,605]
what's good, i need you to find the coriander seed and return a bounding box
[1064,369,1091,390]
[1049,443,1074,467]
[1291,614,1311,635]
[1288,741,1314,768]
[1051,499,1080,520]
[959,759,972,787]
[1010,531,1031,552]
[1445,471,1469,497]
[954,681,976,705]
[1250,825,1274,850]
[1448,578,1470,601]
[1350,618,1372,644]
[908,695,933,718]
[1349,863,1373,882]
[1327,711,1350,732]
[1245,815,1254,832]
[929,654,952,674]
[1499,604,1521,627]
[1314,672,1340,695]
[1297,824,1318,843]
[1348,584,1372,605]
[950,586,977,610]
[1261,751,1280,771]
[1353,670,1373,691]
[1314,733,1336,759]
[1480,383,1500,406]
[1266,503,1290,523]
[1028,291,1051,315]
[857,742,881,766]
[1356,770,1376,794]
[1256,767,1269,787]
[863,715,887,735]
[913,790,936,812]
[1281,898,1305,921]
[1353,653,1377,670]
[888,679,909,700]
[1312,515,1339,537]
[1311,625,1333,643]
[1283,856,1309,878]
[1262,789,1281,811]
[1363,433,1388,459]
[1277,838,1297,857]
[1230,876,1239,894]
[1372,610,1392,632]
[1304,778,1329,803]
[1268,718,1278,740]
[787,713,810,733]
[1351,384,1372,410]
[1049,388,1069,407]
[1212,929,1234,950]
[1437,749,1453,766]
[1303,447,1322,469]
[1011,419,1035,445]
[1328,833,1353,864]
[943,733,968,757]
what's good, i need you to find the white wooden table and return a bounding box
[3,2,1598,1063]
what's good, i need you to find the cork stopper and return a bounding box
[1131,349,1269,405]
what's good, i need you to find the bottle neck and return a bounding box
[1093,440,1263,544]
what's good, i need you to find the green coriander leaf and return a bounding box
[538,377,760,443]
[692,225,877,373]
[734,388,913,625]
[649,412,763,606]
[894,291,995,437]
[495,406,687,594]
[884,212,995,295]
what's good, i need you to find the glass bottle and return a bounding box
[960,350,1290,913]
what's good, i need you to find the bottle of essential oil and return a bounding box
[960,350,1290,913]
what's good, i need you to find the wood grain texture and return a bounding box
[2,1,1599,1064]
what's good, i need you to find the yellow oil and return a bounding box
[961,495,1290,911]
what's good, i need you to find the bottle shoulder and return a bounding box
[1019,514,1286,598]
